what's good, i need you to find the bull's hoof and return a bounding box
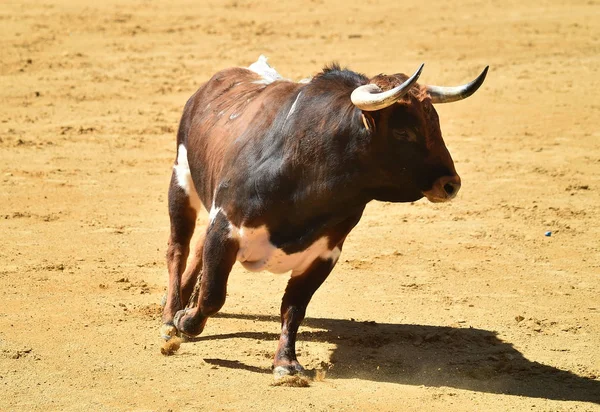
[273,363,306,379]
[160,323,179,341]
[173,308,207,337]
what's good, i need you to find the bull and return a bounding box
[160,56,488,378]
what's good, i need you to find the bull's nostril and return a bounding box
[444,183,455,196]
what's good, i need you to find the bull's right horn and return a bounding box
[351,64,424,112]
[425,66,489,104]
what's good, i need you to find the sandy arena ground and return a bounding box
[1,0,599,410]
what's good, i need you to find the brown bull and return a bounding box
[161,56,488,378]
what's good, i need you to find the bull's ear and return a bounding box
[360,112,376,133]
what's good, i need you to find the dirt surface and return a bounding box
[1,0,599,410]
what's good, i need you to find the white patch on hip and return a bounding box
[248,55,283,84]
[173,144,201,211]
[229,224,339,276]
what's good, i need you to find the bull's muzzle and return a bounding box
[422,175,461,203]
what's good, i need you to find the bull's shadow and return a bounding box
[195,313,599,404]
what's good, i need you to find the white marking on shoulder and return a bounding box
[248,55,283,84]
[173,144,201,211]
[286,92,302,120]
[229,224,339,276]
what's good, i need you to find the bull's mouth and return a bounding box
[422,190,454,203]
[422,178,460,203]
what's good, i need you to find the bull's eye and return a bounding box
[393,128,417,142]
[393,129,408,140]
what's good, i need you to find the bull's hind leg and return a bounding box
[161,167,202,340]
[173,211,239,337]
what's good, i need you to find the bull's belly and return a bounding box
[230,225,340,276]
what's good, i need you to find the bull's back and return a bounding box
[180,67,301,209]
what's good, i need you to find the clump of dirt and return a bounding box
[270,375,311,387]
[160,336,181,356]
[2,347,36,360]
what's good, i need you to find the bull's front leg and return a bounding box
[173,211,239,337]
[273,247,341,378]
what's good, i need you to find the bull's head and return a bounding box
[350,65,488,203]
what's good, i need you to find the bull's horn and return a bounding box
[351,64,424,111]
[426,66,489,104]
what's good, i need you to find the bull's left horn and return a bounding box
[351,64,424,111]
[426,66,489,104]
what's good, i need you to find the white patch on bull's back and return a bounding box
[229,224,339,275]
[286,92,302,120]
[174,144,201,211]
[248,55,283,84]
